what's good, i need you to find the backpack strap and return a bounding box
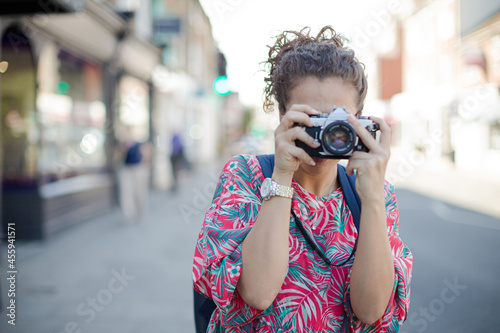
[256,154,275,179]
[194,154,275,333]
[193,289,216,333]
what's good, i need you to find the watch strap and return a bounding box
[271,180,293,199]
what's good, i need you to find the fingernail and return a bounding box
[312,109,321,114]
[312,140,320,147]
[309,160,316,166]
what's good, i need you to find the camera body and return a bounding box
[295,107,379,159]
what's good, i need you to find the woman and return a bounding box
[192,26,412,332]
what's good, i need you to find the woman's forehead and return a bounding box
[286,76,358,114]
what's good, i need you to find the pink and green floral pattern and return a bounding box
[192,154,413,332]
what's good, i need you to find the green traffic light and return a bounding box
[213,76,231,96]
[56,81,70,95]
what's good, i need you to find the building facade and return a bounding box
[455,6,500,172]
[0,0,222,238]
[389,0,499,175]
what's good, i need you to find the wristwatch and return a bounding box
[260,178,294,200]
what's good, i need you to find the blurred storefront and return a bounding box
[388,0,500,176]
[1,26,40,237]
[0,0,225,238]
[0,0,161,238]
[148,0,223,190]
[347,0,499,181]
[393,0,459,160]
[455,5,500,172]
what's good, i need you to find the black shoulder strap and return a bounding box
[256,154,361,233]
[336,164,361,233]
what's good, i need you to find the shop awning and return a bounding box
[0,0,84,15]
[29,0,162,82]
[118,35,162,82]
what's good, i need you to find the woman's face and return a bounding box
[284,76,359,173]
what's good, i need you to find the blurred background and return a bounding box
[0,0,499,332]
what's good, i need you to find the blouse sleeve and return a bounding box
[343,181,413,332]
[192,154,264,327]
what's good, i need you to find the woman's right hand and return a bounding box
[273,104,322,179]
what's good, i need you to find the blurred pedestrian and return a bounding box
[116,127,153,223]
[170,131,186,192]
[192,26,412,332]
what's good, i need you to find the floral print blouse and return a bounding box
[192,154,413,332]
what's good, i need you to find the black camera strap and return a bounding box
[291,199,358,267]
[256,154,360,267]
[291,208,332,265]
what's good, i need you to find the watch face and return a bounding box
[260,178,271,198]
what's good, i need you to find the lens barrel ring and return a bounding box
[321,122,356,155]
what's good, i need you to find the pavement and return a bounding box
[0,152,498,333]
[0,160,224,333]
[387,149,500,220]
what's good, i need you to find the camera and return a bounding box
[295,107,379,159]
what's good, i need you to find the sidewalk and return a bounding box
[387,150,500,220]
[0,160,225,333]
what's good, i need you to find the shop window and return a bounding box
[37,47,107,183]
[1,26,38,187]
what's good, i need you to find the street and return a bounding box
[397,189,500,333]
[0,162,499,333]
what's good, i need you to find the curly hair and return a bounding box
[263,26,368,115]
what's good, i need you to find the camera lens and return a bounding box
[322,122,355,155]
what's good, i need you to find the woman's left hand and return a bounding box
[345,115,391,203]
